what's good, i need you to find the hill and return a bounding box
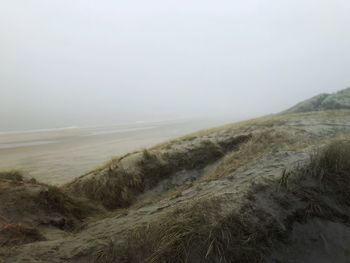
[284,87,350,113]
[1,92,350,262]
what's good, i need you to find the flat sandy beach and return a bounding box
[0,119,228,185]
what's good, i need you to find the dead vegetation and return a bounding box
[65,134,251,209]
[0,170,24,181]
[279,138,350,221]
[89,139,350,263]
[0,171,102,245]
[91,199,283,263]
[0,223,45,247]
[36,186,101,222]
[205,127,309,180]
[63,110,350,211]
[90,184,289,263]
[138,203,281,263]
[1,110,350,262]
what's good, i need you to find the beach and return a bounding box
[0,119,228,185]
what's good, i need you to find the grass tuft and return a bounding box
[0,223,45,247]
[36,186,98,221]
[205,128,308,180]
[92,199,283,263]
[91,139,350,262]
[279,138,350,220]
[0,170,24,182]
[67,135,251,210]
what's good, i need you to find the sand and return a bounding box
[0,119,228,185]
[1,110,350,262]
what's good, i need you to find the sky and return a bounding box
[1,0,350,131]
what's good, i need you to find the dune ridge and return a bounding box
[1,89,350,262]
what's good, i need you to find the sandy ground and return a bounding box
[1,110,350,262]
[0,119,229,185]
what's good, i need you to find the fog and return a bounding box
[1,0,350,131]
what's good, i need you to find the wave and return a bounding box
[0,140,58,150]
[84,126,158,136]
[0,126,79,135]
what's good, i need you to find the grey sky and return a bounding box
[1,0,350,131]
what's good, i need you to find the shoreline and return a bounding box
[0,119,230,185]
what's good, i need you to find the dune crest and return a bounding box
[1,89,350,262]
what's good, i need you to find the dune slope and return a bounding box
[1,106,350,262]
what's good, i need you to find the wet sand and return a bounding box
[0,119,227,185]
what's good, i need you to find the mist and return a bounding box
[1,0,350,131]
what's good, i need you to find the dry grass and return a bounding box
[137,184,286,263]
[0,223,45,247]
[67,158,146,210]
[0,170,24,181]
[36,186,100,221]
[279,138,350,221]
[0,170,41,186]
[90,138,350,263]
[0,171,101,220]
[66,109,350,210]
[205,128,309,180]
[1,111,350,262]
[308,140,350,184]
[0,175,101,235]
[92,197,283,263]
[151,114,288,151]
[66,135,250,210]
